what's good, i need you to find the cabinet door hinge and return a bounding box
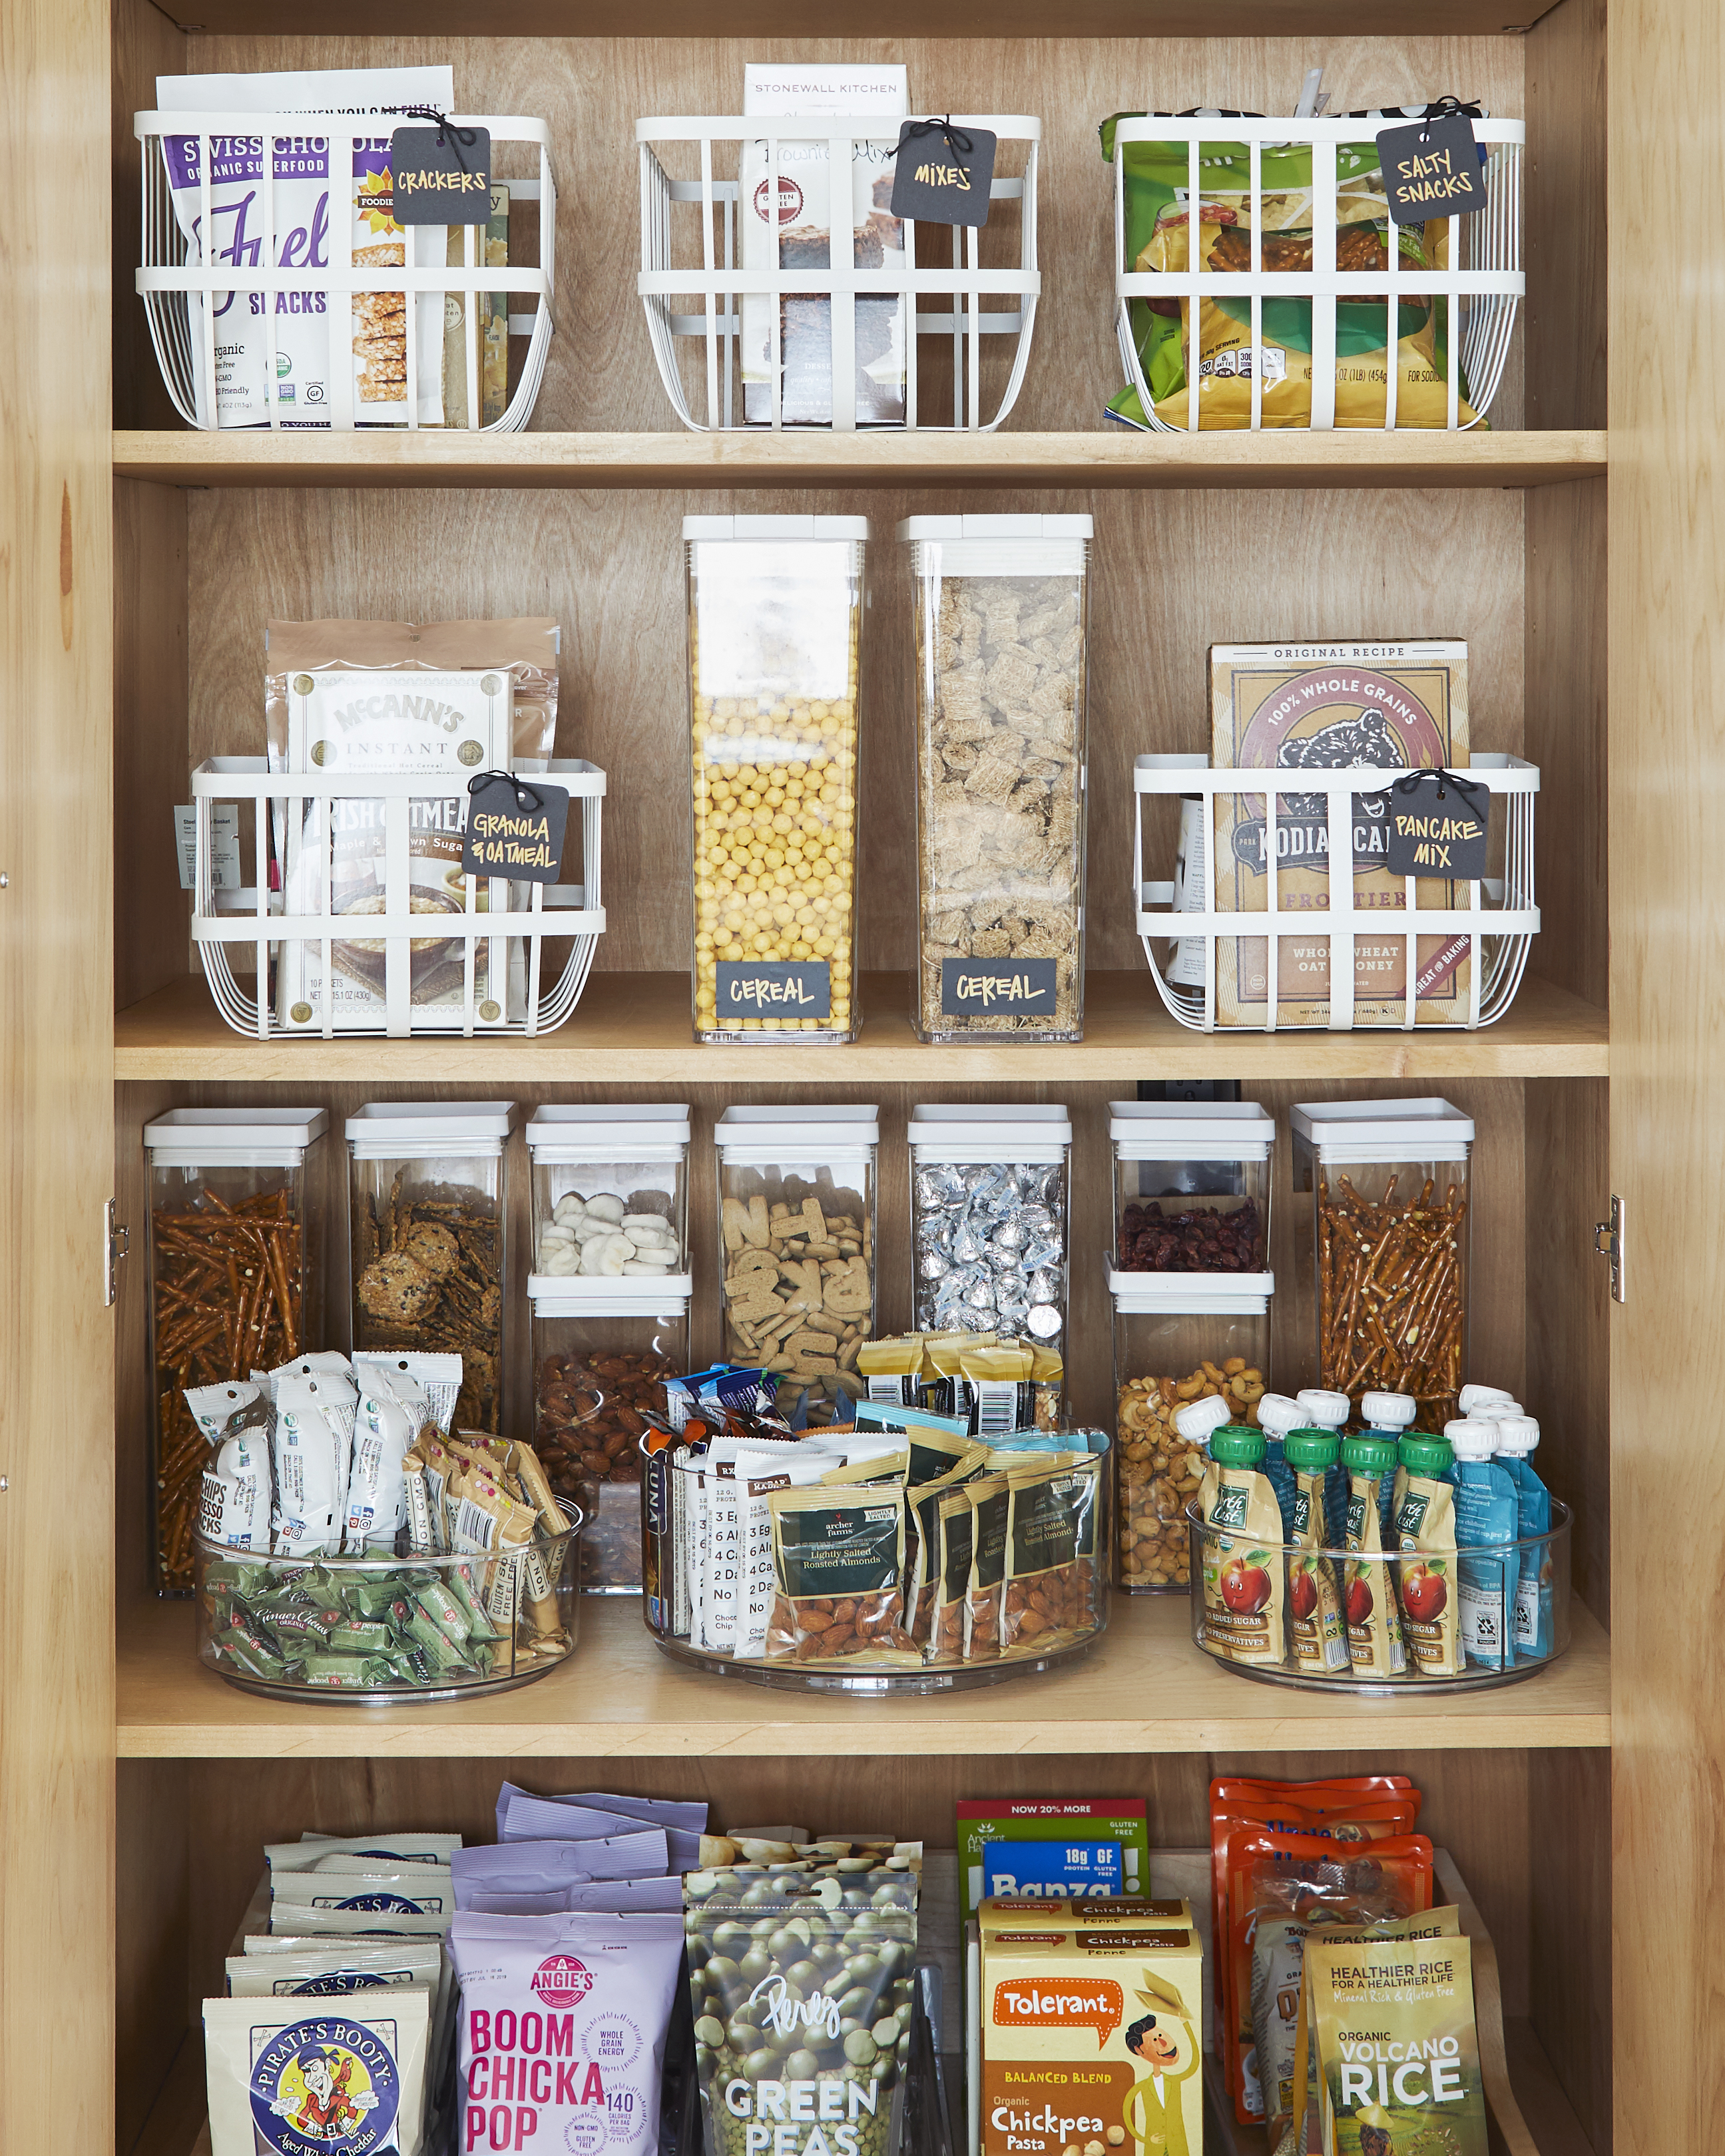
[105,1199,130,1309]
[1594,1193,1625,1305]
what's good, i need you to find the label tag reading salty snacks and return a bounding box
[459,769,567,883]
[1376,109,1489,226]
[715,959,832,1019]
[1375,767,1489,878]
[889,116,998,227]
[940,957,1057,1016]
[389,122,492,223]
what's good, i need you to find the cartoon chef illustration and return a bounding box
[1120,1974,1199,2156]
[274,2044,367,2141]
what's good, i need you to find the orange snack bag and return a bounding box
[1224,1825,1433,2126]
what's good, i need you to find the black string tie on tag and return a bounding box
[1415,95,1464,146]
[402,105,481,172]
[1393,767,1484,825]
[903,114,975,160]
[467,770,545,813]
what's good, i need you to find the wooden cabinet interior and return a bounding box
[89,4,1625,2156]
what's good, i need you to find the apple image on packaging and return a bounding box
[1220,1554,1272,1614]
[1288,1562,1318,1621]
[1345,1573,1374,1627]
[1401,1562,1448,1623]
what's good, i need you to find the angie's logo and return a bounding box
[749,1973,840,2042]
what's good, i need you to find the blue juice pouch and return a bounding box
[1297,1387,1354,1544]
[1493,1414,1553,1661]
[1255,1394,1305,1540]
[1445,1418,1520,1671]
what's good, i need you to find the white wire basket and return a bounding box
[637,114,1040,430]
[189,758,606,1040]
[134,110,556,430]
[1110,114,1524,431]
[1134,753,1540,1031]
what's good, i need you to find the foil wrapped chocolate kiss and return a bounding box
[912,1160,1068,1341]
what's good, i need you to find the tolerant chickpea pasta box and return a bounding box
[981,1900,1203,2156]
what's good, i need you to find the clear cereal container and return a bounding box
[347,1101,516,1435]
[909,1104,1072,1349]
[1112,1277,1270,1592]
[525,1103,690,1280]
[685,515,866,1044]
[144,1108,328,1596]
[1291,1098,1473,1423]
[715,1105,877,1422]
[1110,1099,1274,1275]
[530,1281,692,1594]
[901,515,1092,1042]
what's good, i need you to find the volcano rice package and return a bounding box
[1209,641,1470,1027]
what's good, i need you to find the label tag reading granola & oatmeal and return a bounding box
[715,959,832,1020]
[941,957,1057,1016]
[460,769,567,883]
[389,122,492,224]
[890,118,997,226]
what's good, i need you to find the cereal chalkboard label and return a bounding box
[389,123,493,224]
[1377,769,1489,878]
[889,120,997,228]
[461,771,567,883]
[717,961,832,1019]
[941,958,1058,1016]
[1375,112,1487,226]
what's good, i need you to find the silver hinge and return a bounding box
[1594,1193,1625,1305]
[104,1199,130,1308]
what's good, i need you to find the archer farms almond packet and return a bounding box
[1210,642,1471,1027]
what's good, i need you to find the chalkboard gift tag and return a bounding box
[1379,768,1489,879]
[1375,103,1488,228]
[462,771,569,884]
[889,118,997,228]
[389,120,493,224]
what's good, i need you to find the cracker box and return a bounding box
[1210,641,1471,1027]
[981,1904,1203,2156]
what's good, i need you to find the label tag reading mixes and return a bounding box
[889,118,997,228]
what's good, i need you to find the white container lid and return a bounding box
[899,515,1093,540]
[526,1105,692,1161]
[684,515,870,541]
[144,1107,328,1167]
[1256,1393,1306,1438]
[1108,1100,1274,1162]
[1469,1399,1523,1423]
[909,1102,1073,1162]
[1296,1389,1352,1429]
[1174,1395,1233,1444]
[1290,1098,1473,1164]
[1493,1413,1540,1456]
[1109,1269,1272,1315]
[1360,1391,1417,1429]
[529,1276,693,1317]
[1445,1416,1499,1461]
[1459,1383,1516,1414]
[715,1104,879,1163]
[346,1101,516,1160]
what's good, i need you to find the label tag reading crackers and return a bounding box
[941,958,1057,1016]
[1375,769,1489,878]
[390,124,493,224]
[716,961,832,1019]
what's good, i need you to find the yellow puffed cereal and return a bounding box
[686,584,860,1040]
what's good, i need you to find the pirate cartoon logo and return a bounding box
[250,2017,399,2153]
[1120,1972,1200,2156]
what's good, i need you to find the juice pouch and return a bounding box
[1447,1417,1520,1671]
[1284,1429,1349,1677]
[1222,1820,1431,2124]
[1393,1433,1463,1675]
[1256,1904,1462,2149]
[1300,1928,1487,2156]
[1342,1434,1406,1679]
[1199,1425,1286,1667]
[1495,1414,1554,1662]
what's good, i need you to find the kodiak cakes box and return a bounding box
[1210,642,1471,1028]
[981,1904,1202,2156]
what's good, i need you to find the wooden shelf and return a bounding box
[113,970,1609,1084]
[112,427,1608,495]
[118,1594,1610,1760]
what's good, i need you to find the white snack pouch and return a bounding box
[271,1904,451,1940]
[734,1445,827,1660]
[447,1912,684,2156]
[203,1988,428,2156]
[269,1833,463,1872]
[156,65,453,432]
[256,1349,354,1415]
[274,1867,454,1918]
[272,1371,357,1557]
[186,1382,274,1552]
[345,1359,429,1552]
[228,1950,438,1997]
[356,1350,463,1435]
